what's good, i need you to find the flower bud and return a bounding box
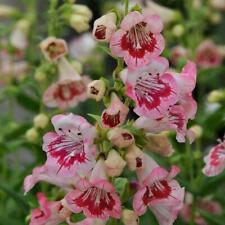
[40,37,68,62]
[72,4,92,21]
[104,150,126,177]
[210,12,222,24]
[122,209,139,225]
[125,145,144,171]
[107,128,134,148]
[210,0,225,10]
[69,14,90,33]
[10,19,30,50]
[172,24,185,37]
[207,89,225,103]
[25,128,38,142]
[33,113,49,129]
[87,80,106,101]
[0,4,17,18]
[93,12,117,42]
[188,125,203,139]
[34,71,47,82]
[146,133,174,157]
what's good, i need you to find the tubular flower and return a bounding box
[93,12,117,42]
[133,154,184,225]
[110,11,165,70]
[101,93,129,128]
[120,57,178,118]
[87,80,106,101]
[30,193,71,225]
[42,113,96,175]
[43,57,90,109]
[40,37,68,62]
[65,159,121,220]
[203,139,225,177]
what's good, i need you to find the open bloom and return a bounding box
[30,193,71,225]
[65,159,121,220]
[120,57,178,118]
[43,57,89,109]
[93,12,117,42]
[42,113,96,175]
[110,11,165,70]
[195,40,223,69]
[101,93,129,128]
[133,154,184,225]
[67,218,106,225]
[40,37,68,62]
[203,139,225,176]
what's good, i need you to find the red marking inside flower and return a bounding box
[136,157,142,168]
[169,108,185,132]
[143,180,172,205]
[121,22,157,60]
[47,135,87,171]
[102,111,121,128]
[134,74,172,110]
[122,132,133,140]
[54,81,86,102]
[46,42,66,60]
[34,210,45,219]
[95,25,106,40]
[74,186,115,217]
[210,144,225,166]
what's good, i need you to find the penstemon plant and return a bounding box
[0,0,225,225]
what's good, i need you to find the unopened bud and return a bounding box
[93,12,117,42]
[87,80,106,101]
[33,113,49,129]
[69,14,90,33]
[0,4,17,18]
[122,209,139,225]
[172,24,185,37]
[25,128,38,141]
[40,37,67,62]
[207,89,225,103]
[210,12,222,24]
[72,4,92,21]
[107,128,134,148]
[125,145,144,171]
[104,150,126,177]
[189,125,203,139]
[34,71,46,82]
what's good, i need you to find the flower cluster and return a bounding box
[24,6,199,225]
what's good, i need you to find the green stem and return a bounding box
[48,0,59,36]
[124,0,129,15]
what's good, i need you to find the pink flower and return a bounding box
[30,193,71,225]
[135,105,188,142]
[42,113,96,175]
[203,139,225,176]
[101,93,129,128]
[133,154,184,225]
[110,11,165,70]
[120,57,178,118]
[181,198,222,225]
[170,46,188,66]
[65,159,121,220]
[43,57,90,109]
[67,218,106,225]
[196,40,223,69]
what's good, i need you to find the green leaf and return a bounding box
[113,177,130,203]
[198,209,225,225]
[88,114,101,122]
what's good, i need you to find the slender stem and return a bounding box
[48,0,59,36]
[124,0,129,15]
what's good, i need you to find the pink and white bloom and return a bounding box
[93,12,117,42]
[203,139,225,176]
[67,218,106,225]
[133,154,185,225]
[65,159,121,220]
[42,113,96,175]
[135,105,188,142]
[30,193,71,225]
[110,11,165,70]
[196,40,223,69]
[101,93,129,128]
[120,57,178,118]
[43,57,90,109]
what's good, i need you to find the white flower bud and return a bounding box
[107,128,134,148]
[72,4,92,21]
[93,12,117,42]
[0,4,16,18]
[189,125,203,139]
[25,128,38,142]
[122,209,139,225]
[40,37,68,62]
[207,89,225,103]
[172,24,185,37]
[104,150,126,177]
[69,14,90,33]
[125,145,144,171]
[33,113,49,129]
[87,80,106,101]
